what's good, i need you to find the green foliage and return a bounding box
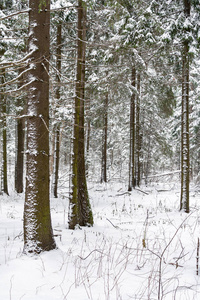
[38,0,49,12]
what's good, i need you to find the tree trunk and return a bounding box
[53,23,62,198]
[136,72,141,187]
[1,69,9,195]
[15,116,24,193]
[128,66,136,191]
[54,124,60,198]
[180,0,190,213]
[15,68,25,194]
[85,99,91,175]
[23,0,56,254]
[69,0,93,229]
[101,93,108,183]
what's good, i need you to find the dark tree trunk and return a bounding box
[15,68,25,194]
[85,99,91,175]
[23,0,56,254]
[54,125,60,198]
[136,72,141,187]
[180,0,190,213]
[15,116,24,193]
[128,66,136,191]
[53,23,62,198]
[0,69,9,195]
[69,0,93,229]
[101,93,108,183]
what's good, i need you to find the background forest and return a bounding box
[0,0,200,299]
[0,0,200,199]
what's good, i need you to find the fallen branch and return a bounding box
[135,188,149,195]
[106,218,119,229]
[78,249,104,260]
[115,192,131,196]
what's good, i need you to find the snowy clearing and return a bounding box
[0,180,200,300]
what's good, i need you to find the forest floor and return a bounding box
[0,177,200,300]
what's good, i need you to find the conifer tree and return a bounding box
[69,0,93,229]
[23,0,56,253]
[180,0,190,212]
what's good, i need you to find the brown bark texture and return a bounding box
[23,0,56,253]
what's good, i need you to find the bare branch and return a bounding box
[0,50,35,69]
[0,67,32,87]
[0,8,30,21]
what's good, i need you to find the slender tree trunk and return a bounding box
[85,99,91,175]
[50,125,56,177]
[1,69,9,195]
[180,0,190,213]
[69,0,93,229]
[53,23,62,198]
[128,66,136,191]
[136,72,141,187]
[15,68,25,193]
[23,0,56,253]
[101,93,108,183]
[54,124,60,198]
[15,116,24,193]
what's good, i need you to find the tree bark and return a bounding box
[15,68,25,194]
[101,93,108,183]
[15,115,24,193]
[54,124,60,198]
[180,0,190,213]
[69,0,93,229]
[53,23,62,198]
[23,0,56,253]
[136,72,141,187]
[0,69,9,195]
[128,66,136,191]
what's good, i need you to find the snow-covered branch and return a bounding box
[0,50,35,69]
[0,67,32,87]
[0,9,30,21]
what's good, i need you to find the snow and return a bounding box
[0,179,200,300]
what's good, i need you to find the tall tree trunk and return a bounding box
[54,124,60,198]
[15,116,24,193]
[101,93,108,183]
[1,69,9,195]
[136,72,141,187]
[128,66,136,191]
[15,68,25,194]
[23,0,56,253]
[53,22,62,198]
[69,0,93,229]
[180,0,190,213]
[85,99,91,175]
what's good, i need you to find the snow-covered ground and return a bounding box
[0,179,200,300]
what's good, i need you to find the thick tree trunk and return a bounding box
[23,0,56,253]
[180,0,190,213]
[128,66,136,191]
[69,0,93,229]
